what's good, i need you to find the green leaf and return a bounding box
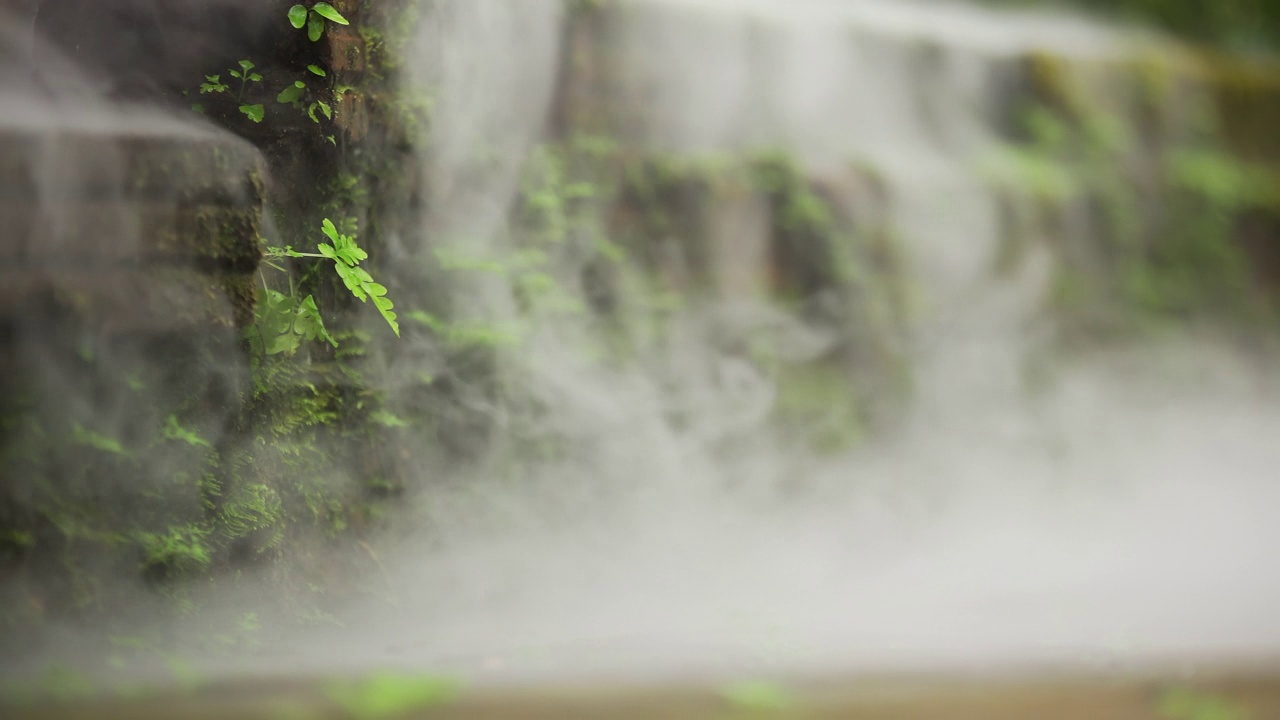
[308,103,322,123]
[277,83,306,104]
[248,73,263,82]
[335,264,366,299]
[287,4,308,28]
[312,3,350,25]
[307,12,325,42]
[239,59,254,71]
[267,332,301,356]
[326,135,337,146]
[230,70,242,79]
[307,64,327,77]
[317,101,332,119]
[331,232,368,266]
[293,295,337,348]
[73,424,130,456]
[239,104,265,123]
[375,303,400,337]
[321,218,340,243]
[205,75,220,83]
[317,243,338,260]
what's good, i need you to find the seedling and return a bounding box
[288,3,349,42]
[198,59,265,123]
[277,73,333,125]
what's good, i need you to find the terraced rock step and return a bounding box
[0,202,263,270]
[0,128,265,206]
[0,267,256,331]
[0,124,266,329]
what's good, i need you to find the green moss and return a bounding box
[135,524,212,579]
[989,0,1280,51]
[985,49,1280,343]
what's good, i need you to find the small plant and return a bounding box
[277,67,333,124]
[288,2,349,42]
[136,525,212,577]
[251,217,398,360]
[199,59,265,123]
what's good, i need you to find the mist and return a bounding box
[2,0,1280,701]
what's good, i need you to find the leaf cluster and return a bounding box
[318,219,400,336]
[198,60,265,123]
[250,218,398,362]
[250,288,337,358]
[277,66,334,124]
[288,3,350,43]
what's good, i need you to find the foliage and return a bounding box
[161,415,212,449]
[993,0,1280,51]
[325,675,462,719]
[250,217,398,362]
[198,59,264,123]
[1158,687,1251,720]
[316,219,400,336]
[71,423,129,456]
[981,85,1280,338]
[135,524,212,577]
[220,483,285,550]
[718,681,797,712]
[277,73,334,125]
[288,2,349,43]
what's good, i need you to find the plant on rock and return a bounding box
[277,68,334,125]
[198,59,265,123]
[251,217,398,360]
[288,2,349,43]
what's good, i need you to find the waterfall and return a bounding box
[291,0,1280,684]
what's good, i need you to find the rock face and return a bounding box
[0,0,434,659]
[0,126,265,330]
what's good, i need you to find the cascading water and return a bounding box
[2,0,1280,700]
[287,0,1280,685]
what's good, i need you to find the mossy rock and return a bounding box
[0,129,265,206]
[990,45,1280,338]
[0,267,257,332]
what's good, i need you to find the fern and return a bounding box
[258,218,399,347]
[318,219,400,336]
